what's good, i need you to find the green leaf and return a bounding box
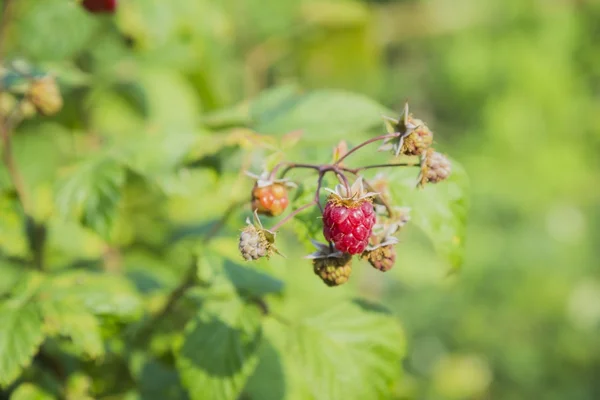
[10,383,54,400]
[42,271,143,319]
[41,300,104,359]
[243,340,286,400]
[11,0,99,61]
[284,301,405,400]
[0,301,44,387]
[55,155,125,239]
[222,260,284,298]
[387,158,469,271]
[252,89,389,142]
[175,296,263,400]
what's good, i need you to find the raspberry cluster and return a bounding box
[238,103,452,287]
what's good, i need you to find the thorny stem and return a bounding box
[333,168,351,194]
[276,162,320,179]
[269,200,317,232]
[1,107,30,214]
[313,171,325,213]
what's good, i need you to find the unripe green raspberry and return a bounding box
[313,253,352,287]
[306,240,353,287]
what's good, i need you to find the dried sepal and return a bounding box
[380,102,433,157]
[324,177,378,208]
[245,169,297,189]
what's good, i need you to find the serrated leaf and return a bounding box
[387,158,469,271]
[41,300,104,359]
[55,155,125,239]
[10,383,54,400]
[285,301,405,400]
[175,296,263,400]
[0,301,44,387]
[42,271,143,319]
[252,89,389,142]
[223,260,284,298]
[11,0,99,61]
[243,339,286,400]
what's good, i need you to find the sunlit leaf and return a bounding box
[252,89,389,142]
[42,271,143,319]
[10,383,54,400]
[387,158,469,271]
[175,296,262,400]
[41,299,104,359]
[55,155,125,239]
[284,301,405,400]
[0,300,44,387]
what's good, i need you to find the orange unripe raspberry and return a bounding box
[251,183,289,217]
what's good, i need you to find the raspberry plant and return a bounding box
[0,1,468,399]
[239,102,454,286]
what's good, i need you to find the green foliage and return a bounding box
[0,300,44,387]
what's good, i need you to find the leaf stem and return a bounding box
[269,200,317,232]
[275,162,321,179]
[1,107,30,214]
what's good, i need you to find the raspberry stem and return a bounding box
[340,161,419,174]
[269,200,317,232]
[333,133,399,166]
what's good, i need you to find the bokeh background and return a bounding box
[2,0,600,399]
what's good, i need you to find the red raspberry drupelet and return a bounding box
[322,178,377,255]
[82,0,117,13]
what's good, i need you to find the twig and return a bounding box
[333,133,397,166]
[1,107,30,213]
[269,200,316,232]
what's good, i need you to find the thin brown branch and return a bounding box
[333,133,397,166]
[1,105,30,214]
[269,200,317,232]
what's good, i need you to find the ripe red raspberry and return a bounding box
[82,0,117,13]
[251,183,289,217]
[322,178,376,255]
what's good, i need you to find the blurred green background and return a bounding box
[2,0,600,399]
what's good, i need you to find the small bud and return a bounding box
[380,103,433,157]
[401,118,433,156]
[28,76,62,116]
[419,149,451,186]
